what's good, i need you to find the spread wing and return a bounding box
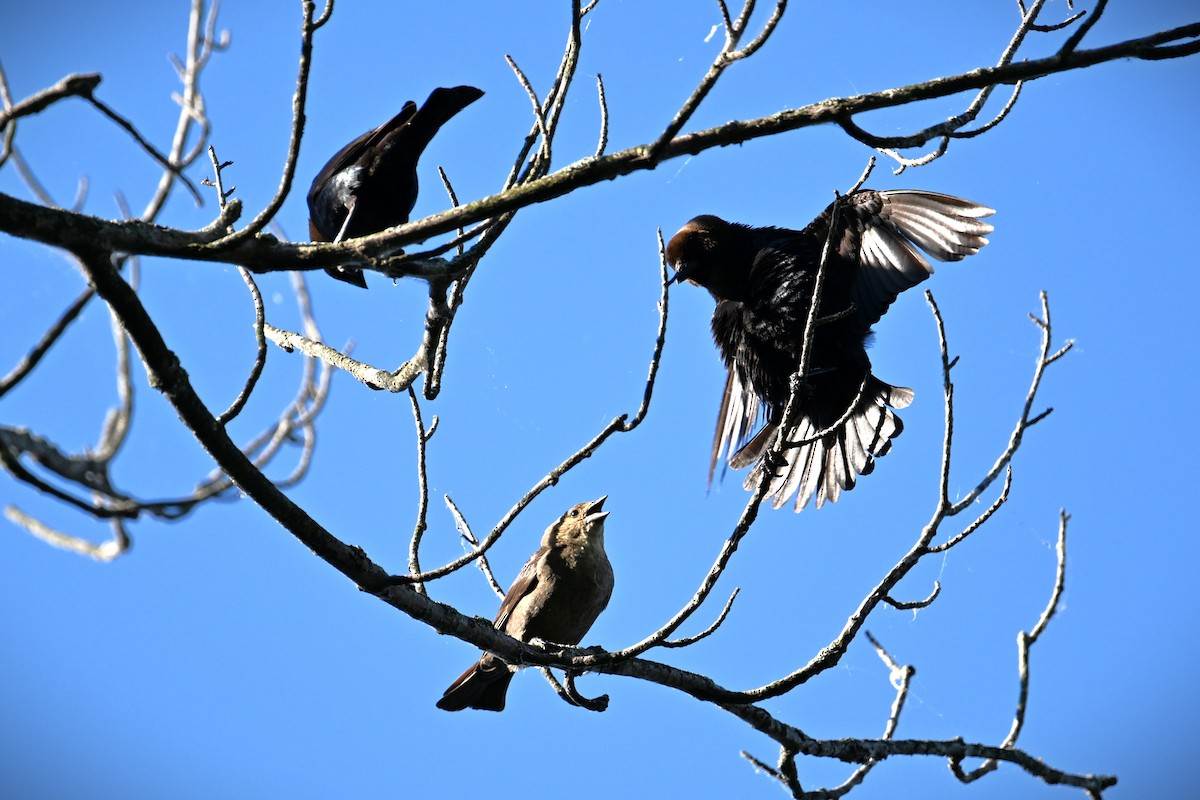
[814,190,995,328]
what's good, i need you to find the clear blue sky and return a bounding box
[2,2,1198,798]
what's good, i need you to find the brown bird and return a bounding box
[437,497,615,712]
[667,190,994,512]
[306,85,483,287]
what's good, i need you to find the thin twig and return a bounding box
[444,495,504,598]
[647,0,788,157]
[0,287,96,398]
[947,292,1068,515]
[663,589,740,648]
[207,0,321,247]
[884,580,941,611]
[593,73,609,158]
[562,670,609,711]
[216,268,268,426]
[950,511,1071,784]
[4,506,131,561]
[407,387,432,596]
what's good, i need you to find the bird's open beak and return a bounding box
[585,495,609,525]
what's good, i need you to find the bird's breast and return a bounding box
[309,167,363,238]
[326,166,363,204]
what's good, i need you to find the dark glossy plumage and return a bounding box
[307,85,483,287]
[667,190,995,512]
[436,497,614,712]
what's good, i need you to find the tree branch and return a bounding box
[4,22,1197,272]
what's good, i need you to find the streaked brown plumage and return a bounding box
[667,189,995,512]
[307,85,483,287]
[436,497,614,712]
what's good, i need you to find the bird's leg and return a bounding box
[761,447,789,475]
[815,301,857,326]
[522,636,551,662]
[526,636,583,651]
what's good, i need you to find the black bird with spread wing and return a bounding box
[436,497,614,712]
[307,85,483,287]
[667,190,995,512]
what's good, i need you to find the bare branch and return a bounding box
[1060,0,1107,54]
[506,54,552,167]
[0,61,16,169]
[931,467,1013,552]
[215,267,268,426]
[562,670,609,712]
[647,0,788,156]
[92,286,135,462]
[444,494,504,599]
[4,22,1199,267]
[265,323,417,391]
[0,72,102,129]
[593,73,609,158]
[950,511,1072,784]
[789,631,916,798]
[623,231,671,430]
[407,387,432,596]
[86,95,203,205]
[948,292,1069,515]
[849,0,1074,169]
[663,588,740,648]
[0,286,96,399]
[884,580,941,611]
[4,506,131,561]
[206,0,321,247]
[143,0,223,221]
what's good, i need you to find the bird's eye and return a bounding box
[568,509,578,518]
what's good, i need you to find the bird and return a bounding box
[436,496,615,712]
[666,189,995,512]
[306,85,484,287]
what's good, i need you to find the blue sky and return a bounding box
[2,2,1198,798]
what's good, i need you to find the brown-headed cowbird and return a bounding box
[436,496,614,712]
[307,85,483,287]
[667,190,994,512]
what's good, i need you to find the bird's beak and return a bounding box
[585,495,609,525]
[669,260,696,286]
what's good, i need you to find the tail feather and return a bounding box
[772,416,817,511]
[436,656,514,712]
[744,376,912,512]
[397,86,486,157]
[843,409,873,476]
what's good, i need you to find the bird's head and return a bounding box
[666,215,749,301]
[548,496,610,551]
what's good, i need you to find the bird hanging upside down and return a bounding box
[437,497,614,712]
[667,189,995,512]
[307,85,483,287]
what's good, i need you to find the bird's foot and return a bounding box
[761,447,789,477]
